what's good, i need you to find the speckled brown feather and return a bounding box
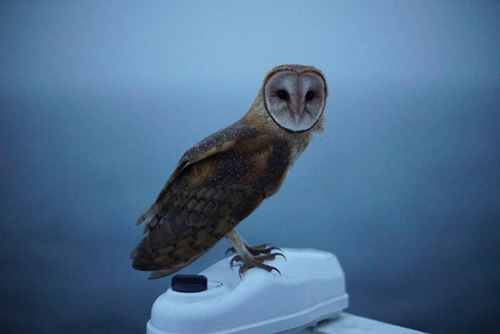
[131,119,291,278]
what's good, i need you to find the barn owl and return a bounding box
[131,64,328,279]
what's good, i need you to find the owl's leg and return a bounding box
[225,230,284,277]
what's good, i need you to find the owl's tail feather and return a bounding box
[135,206,155,226]
[131,215,235,279]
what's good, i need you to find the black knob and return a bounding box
[171,274,208,293]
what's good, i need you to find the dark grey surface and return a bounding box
[1,2,499,333]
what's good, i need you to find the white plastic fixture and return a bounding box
[147,248,349,334]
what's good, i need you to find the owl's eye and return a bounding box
[305,91,315,101]
[277,90,289,100]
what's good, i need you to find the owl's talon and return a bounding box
[230,251,283,278]
[269,252,286,260]
[225,246,236,256]
[267,265,281,275]
[254,252,285,262]
[225,242,281,257]
[230,255,242,268]
[237,261,281,278]
[247,245,282,256]
[277,252,286,260]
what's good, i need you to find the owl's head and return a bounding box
[260,65,328,133]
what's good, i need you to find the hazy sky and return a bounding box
[2,1,499,97]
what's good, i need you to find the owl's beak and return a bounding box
[288,97,306,123]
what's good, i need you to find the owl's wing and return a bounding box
[131,120,291,278]
[135,119,253,227]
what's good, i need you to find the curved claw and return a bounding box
[270,252,286,260]
[225,246,236,256]
[268,246,282,253]
[268,265,281,276]
[238,267,246,279]
[230,255,242,268]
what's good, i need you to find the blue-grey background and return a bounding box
[1,1,499,333]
